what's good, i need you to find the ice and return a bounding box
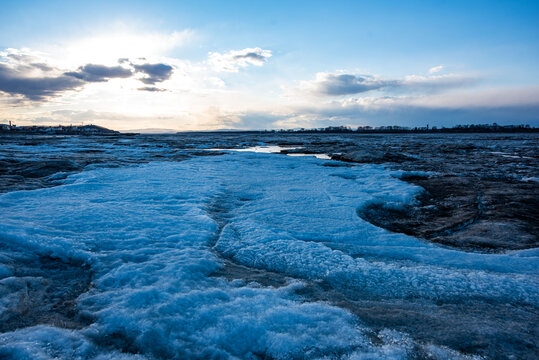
[0,150,537,358]
[0,326,143,360]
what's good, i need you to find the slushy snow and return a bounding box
[0,151,536,359]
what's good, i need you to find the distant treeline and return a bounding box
[0,124,118,135]
[267,123,537,134]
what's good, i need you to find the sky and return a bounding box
[0,0,538,131]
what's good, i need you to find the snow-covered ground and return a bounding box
[0,148,537,359]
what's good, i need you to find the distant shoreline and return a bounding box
[180,123,538,134]
[0,124,119,135]
[227,124,538,135]
[1,123,537,135]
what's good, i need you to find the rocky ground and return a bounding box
[1,131,537,359]
[1,132,537,253]
[271,133,539,253]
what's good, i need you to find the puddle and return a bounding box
[207,145,332,160]
[287,153,332,160]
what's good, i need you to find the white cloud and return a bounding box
[429,65,444,74]
[405,86,539,108]
[402,73,477,90]
[208,47,272,72]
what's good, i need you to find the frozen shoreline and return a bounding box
[2,132,537,252]
[0,133,538,359]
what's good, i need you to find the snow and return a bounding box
[0,151,536,358]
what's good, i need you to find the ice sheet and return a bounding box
[0,151,535,359]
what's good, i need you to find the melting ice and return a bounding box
[0,151,537,359]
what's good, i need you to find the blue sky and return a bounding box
[1,0,538,130]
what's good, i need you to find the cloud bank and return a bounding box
[302,73,395,95]
[300,72,477,96]
[0,45,274,102]
[0,50,178,100]
[1,42,536,130]
[0,62,84,101]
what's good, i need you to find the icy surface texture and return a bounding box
[272,133,539,252]
[2,132,537,252]
[0,148,537,358]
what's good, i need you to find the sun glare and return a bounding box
[51,29,192,67]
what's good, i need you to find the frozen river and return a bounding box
[0,133,537,359]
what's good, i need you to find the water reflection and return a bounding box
[209,145,332,160]
[287,153,332,160]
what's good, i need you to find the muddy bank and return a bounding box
[359,174,538,251]
[270,133,539,252]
